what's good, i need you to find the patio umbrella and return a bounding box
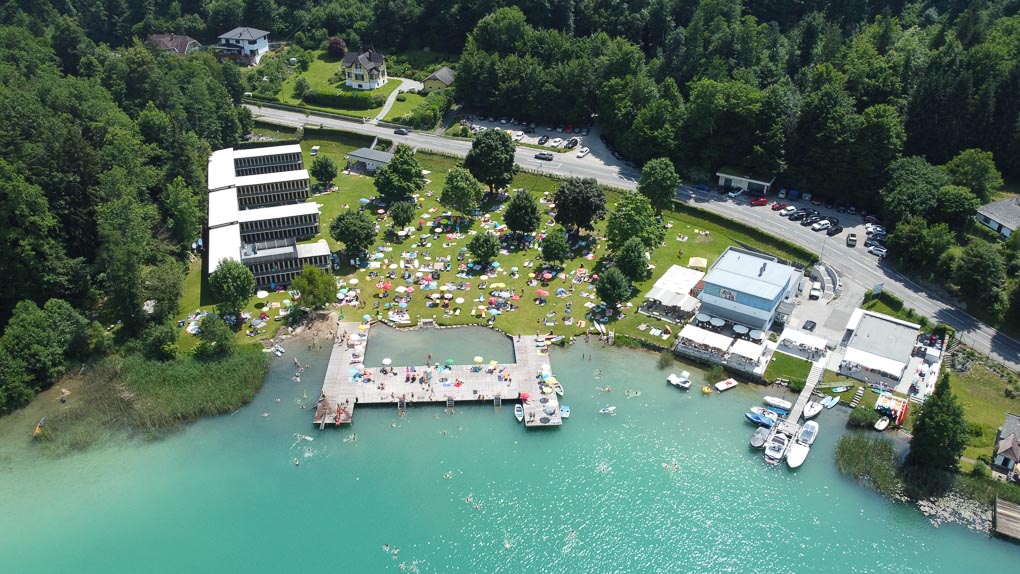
[480,275,489,280]
[256,290,269,299]
[382,358,392,366]
[455,297,464,304]
[398,302,408,308]
[444,293,453,299]
[377,209,386,214]
[431,293,442,299]
[445,359,455,365]
[710,317,725,327]
[473,356,484,363]
[349,278,358,284]
[362,314,372,321]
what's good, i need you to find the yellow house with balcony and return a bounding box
[341,49,388,90]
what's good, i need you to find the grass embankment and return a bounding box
[36,347,269,455]
[952,362,1020,461]
[763,352,812,384]
[384,93,426,122]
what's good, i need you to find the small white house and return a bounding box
[716,166,776,194]
[347,148,393,173]
[341,50,387,90]
[976,196,1020,239]
[217,27,270,65]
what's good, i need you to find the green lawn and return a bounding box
[384,93,426,123]
[951,364,1020,460]
[763,352,813,382]
[275,52,400,118]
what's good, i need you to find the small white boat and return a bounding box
[802,401,823,420]
[750,427,770,449]
[764,432,790,465]
[514,404,524,422]
[667,373,691,389]
[823,396,840,409]
[715,378,739,392]
[786,442,810,468]
[560,405,570,418]
[552,382,564,396]
[763,396,793,411]
[798,421,819,446]
[874,416,890,431]
[749,407,779,423]
[599,406,617,415]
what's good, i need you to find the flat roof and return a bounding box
[208,148,237,191]
[716,165,776,185]
[730,339,766,360]
[705,247,797,300]
[678,324,732,351]
[645,265,705,307]
[237,202,320,223]
[296,240,332,258]
[843,347,907,378]
[847,311,918,363]
[349,148,393,163]
[779,327,828,351]
[233,144,302,159]
[234,169,309,188]
[208,188,240,227]
[208,224,241,272]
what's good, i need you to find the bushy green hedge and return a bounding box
[396,90,452,130]
[303,89,387,110]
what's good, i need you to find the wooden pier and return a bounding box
[994,497,1020,541]
[313,321,563,428]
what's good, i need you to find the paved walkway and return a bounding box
[374,78,423,122]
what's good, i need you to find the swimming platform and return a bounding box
[314,321,563,428]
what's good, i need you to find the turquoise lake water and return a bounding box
[0,328,1017,573]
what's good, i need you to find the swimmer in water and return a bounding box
[568,530,577,539]
[383,544,390,552]
[275,397,281,403]
[261,411,270,417]
[504,541,512,549]
[392,548,399,556]
[464,496,473,504]
[443,471,452,479]
[399,563,406,570]
[293,458,300,466]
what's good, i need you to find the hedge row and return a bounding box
[303,89,387,110]
[396,91,452,130]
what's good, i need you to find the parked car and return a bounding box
[801,215,823,226]
[825,200,835,209]
[826,225,844,236]
[809,281,822,300]
[565,137,579,149]
[771,202,788,211]
[868,245,888,257]
[846,233,858,247]
[866,224,886,236]
[534,152,554,161]
[864,214,881,225]
[550,137,563,147]
[751,196,769,206]
[863,238,885,249]
[514,131,525,141]
[779,206,797,216]
[811,219,832,231]
[692,184,712,192]
[812,197,823,206]
[803,320,817,332]
[576,147,590,158]
[310,145,320,156]
[778,189,788,199]
[848,206,857,215]
[727,188,745,199]
[523,126,536,134]
[788,210,809,221]
[537,135,549,145]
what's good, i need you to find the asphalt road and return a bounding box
[247,105,1020,372]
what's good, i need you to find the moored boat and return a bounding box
[701,385,713,395]
[786,442,810,468]
[763,396,793,411]
[559,405,571,418]
[798,421,819,446]
[823,396,840,409]
[802,401,823,419]
[715,378,739,392]
[874,416,890,431]
[750,407,780,422]
[745,412,775,427]
[750,427,770,449]
[764,432,790,465]
[831,386,851,393]
[514,404,524,422]
[599,405,617,415]
[552,382,564,396]
[667,373,691,389]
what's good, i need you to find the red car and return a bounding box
[771,202,788,211]
[750,196,769,206]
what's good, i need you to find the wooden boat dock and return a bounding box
[313,321,563,428]
[994,497,1020,541]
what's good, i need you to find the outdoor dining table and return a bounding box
[749,329,764,340]
[733,325,749,335]
[709,317,725,328]
[695,313,710,323]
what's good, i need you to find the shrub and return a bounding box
[848,406,881,428]
[395,93,407,102]
[789,379,806,393]
[303,89,387,110]
[399,90,452,130]
[972,460,990,478]
[978,453,992,466]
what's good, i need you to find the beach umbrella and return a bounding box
[455,297,464,304]
[445,359,455,366]
[382,358,392,366]
[389,263,398,269]
[511,295,520,300]
[256,290,269,299]
[528,273,535,279]
[362,314,371,321]
[473,356,484,364]
[398,302,408,308]
[460,247,468,252]
[349,278,359,285]
[415,272,423,278]
[431,293,442,300]
[480,275,489,280]
[359,198,370,204]
[382,282,392,290]
[492,262,501,268]
[511,266,519,272]
[395,285,407,293]
[377,209,386,214]
[520,392,530,401]
[358,324,367,331]
[444,293,453,299]
[488,309,499,316]
[542,271,552,280]
[434,227,443,233]
[489,360,498,366]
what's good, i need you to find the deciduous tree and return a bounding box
[464,129,517,192]
[374,144,425,203]
[541,229,570,264]
[209,259,255,317]
[196,313,234,358]
[330,210,377,256]
[944,148,1003,203]
[606,190,664,251]
[468,232,500,265]
[327,37,348,59]
[596,267,632,309]
[389,200,416,229]
[638,158,680,214]
[553,178,606,233]
[504,188,540,236]
[290,265,336,310]
[439,167,484,217]
[310,156,338,187]
[615,237,651,282]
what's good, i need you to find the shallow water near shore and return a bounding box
[0,328,1017,573]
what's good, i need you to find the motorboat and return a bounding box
[823,396,840,409]
[764,432,790,465]
[786,442,810,468]
[559,405,571,418]
[745,412,775,427]
[599,406,617,415]
[798,421,819,446]
[750,427,770,449]
[874,416,890,431]
[701,386,713,395]
[667,373,691,389]
[831,386,851,393]
[763,396,793,411]
[802,401,823,419]
[715,378,739,392]
[750,407,780,423]
[514,404,524,422]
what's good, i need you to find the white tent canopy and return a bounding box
[644,265,705,308]
[678,324,732,351]
[730,339,766,360]
[842,347,907,379]
[779,327,829,351]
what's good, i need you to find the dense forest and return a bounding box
[2,0,1020,412]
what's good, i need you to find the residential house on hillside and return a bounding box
[342,49,387,90]
[148,33,201,55]
[216,27,270,65]
[423,67,455,91]
[976,196,1020,239]
[994,413,1020,479]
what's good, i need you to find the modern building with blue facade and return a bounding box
[698,247,802,331]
